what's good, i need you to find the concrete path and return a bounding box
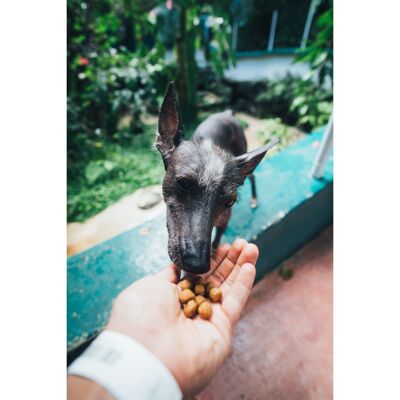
[197,226,333,400]
[67,185,165,256]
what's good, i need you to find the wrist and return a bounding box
[68,330,182,400]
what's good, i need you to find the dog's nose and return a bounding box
[182,242,210,274]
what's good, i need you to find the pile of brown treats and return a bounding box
[177,278,222,319]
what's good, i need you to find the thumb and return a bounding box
[157,263,181,283]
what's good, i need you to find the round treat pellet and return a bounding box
[179,289,195,304]
[183,300,198,318]
[178,279,193,291]
[209,287,222,302]
[206,282,216,294]
[194,284,206,296]
[195,295,206,305]
[198,301,213,319]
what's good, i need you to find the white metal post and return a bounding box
[301,0,321,49]
[232,21,238,52]
[267,10,279,51]
[310,114,333,179]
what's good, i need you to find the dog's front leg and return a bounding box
[212,227,226,250]
[249,174,258,209]
[212,208,231,250]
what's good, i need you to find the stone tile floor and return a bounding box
[197,226,333,400]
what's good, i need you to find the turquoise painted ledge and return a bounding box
[235,48,297,58]
[234,47,333,59]
[67,127,333,351]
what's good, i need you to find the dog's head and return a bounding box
[156,82,275,273]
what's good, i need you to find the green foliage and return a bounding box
[67,0,176,137]
[68,0,235,134]
[68,47,175,137]
[295,1,333,88]
[236,117,249,130]
[205,13,235,76]
[255,75,332,131]
[289,77,332,129]
[256,117,303,152]
[67,124,164,222]
[282,0,333,130]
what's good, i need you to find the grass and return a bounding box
[67,124,164,222]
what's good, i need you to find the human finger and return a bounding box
[221,243,259,293]
[156,263,181,283]
[221,262,256,326]
[205,239,248,287]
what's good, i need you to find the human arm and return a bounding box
[68,239,259,399]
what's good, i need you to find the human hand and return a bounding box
[106,239,259,397]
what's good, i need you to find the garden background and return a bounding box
[67,0,333,223]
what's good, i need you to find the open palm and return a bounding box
[107,239,259,397]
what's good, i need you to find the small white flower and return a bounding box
[78,72,86,79]
[80,2,87,10]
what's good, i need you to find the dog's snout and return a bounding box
[182,242,210,274]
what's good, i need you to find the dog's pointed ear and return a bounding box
[156,82,184,169]
[235,138,279,183]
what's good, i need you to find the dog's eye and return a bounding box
[176,178,194,193]
[225,198,236,208]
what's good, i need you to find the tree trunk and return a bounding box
[176,4,197,124]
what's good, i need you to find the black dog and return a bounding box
[156,82,277,274]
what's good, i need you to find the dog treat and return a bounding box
[178,279,193,291]
[195,295,206,305]
[209,287,222,303]
[179,289,195,304]
[194,283,206,296]
[198,301,213,320]
[178,278,221,319]
[183,300,198,318]
[206,282,216,293]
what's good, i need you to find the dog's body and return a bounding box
[156,82,277,274]
[193,110,247,156]
[192,110,259,247]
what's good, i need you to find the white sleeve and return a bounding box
[68,330,182,400]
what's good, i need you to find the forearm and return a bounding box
[68,375,114,400]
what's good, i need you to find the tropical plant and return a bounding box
[255,75,332,131]
[289,0,333,129]
[294,0,333,88]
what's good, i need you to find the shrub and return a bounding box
[255,75,332,131]
[68,47,176,138]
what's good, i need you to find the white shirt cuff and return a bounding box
[68,330,182,400]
